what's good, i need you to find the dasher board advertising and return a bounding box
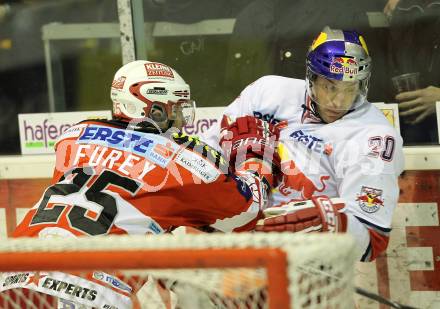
[18,111,111,155]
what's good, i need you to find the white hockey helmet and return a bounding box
[110,60,195,129]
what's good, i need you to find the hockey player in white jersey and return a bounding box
[205,26,404,262]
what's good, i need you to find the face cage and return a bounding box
[305,69,370,112]
[144,99,196,127]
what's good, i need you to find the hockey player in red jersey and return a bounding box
[9,60,282,308]
[14,60,279,238]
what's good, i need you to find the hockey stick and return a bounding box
[261,199,420,308]
[355,287,419,309]
[297,264,419,309]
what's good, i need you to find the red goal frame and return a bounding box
[0,248,290,309]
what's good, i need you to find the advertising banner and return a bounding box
[182,106,224,136]
[18,107,222,155]
[18,111,111,155]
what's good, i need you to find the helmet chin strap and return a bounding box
[309,97,327,124]
[301,93,326,124]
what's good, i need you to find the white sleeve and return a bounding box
[200,78,261,150]
[346,214,370,261]
[336,125,404,261]
[222,80,257,117]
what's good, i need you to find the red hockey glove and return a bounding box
[255,196,347,233]
[219,115,286,173]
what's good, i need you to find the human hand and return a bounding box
[220,115,287,173]
[255,196,347,233]
[396,86,440,124]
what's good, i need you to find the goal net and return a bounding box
[0,233,357,309]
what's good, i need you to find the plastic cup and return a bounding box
[391,72,420,94]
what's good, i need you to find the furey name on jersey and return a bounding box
[77,125,180,168]
[70,124,226,182]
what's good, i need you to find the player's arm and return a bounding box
[337,168,402,261]
[256,196,347,233]
[336,127,404,261]
[201,77,266,150]
[256,127,404,262]
[254,193,387,262]
[199,115,285,233]
[219,115,286,181]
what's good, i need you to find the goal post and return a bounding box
[0,233,357,309]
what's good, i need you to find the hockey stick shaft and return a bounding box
[355,287,419,309]
[298,265,418,309]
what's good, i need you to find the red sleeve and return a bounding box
[366,229,390,261]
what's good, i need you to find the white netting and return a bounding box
[0,233,357,309]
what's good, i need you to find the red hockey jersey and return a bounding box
[14,120,268,237]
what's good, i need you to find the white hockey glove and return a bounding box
[255,196,347,233]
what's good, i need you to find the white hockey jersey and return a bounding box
[203,75,405,261]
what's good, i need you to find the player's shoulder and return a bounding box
[335,103,403,160]
[250,75,305,91]
[362,104,401,137]
[236,76,305,123]
[341,104,403,158]
[55,119,125,146]
[77,119,128,129]
[366,104,395,125]
[244,75,305,108]
[171,132,229,174]
[343,103,400,138]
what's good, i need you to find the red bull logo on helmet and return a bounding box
[330,56,358,75]
[356,186,384,213]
